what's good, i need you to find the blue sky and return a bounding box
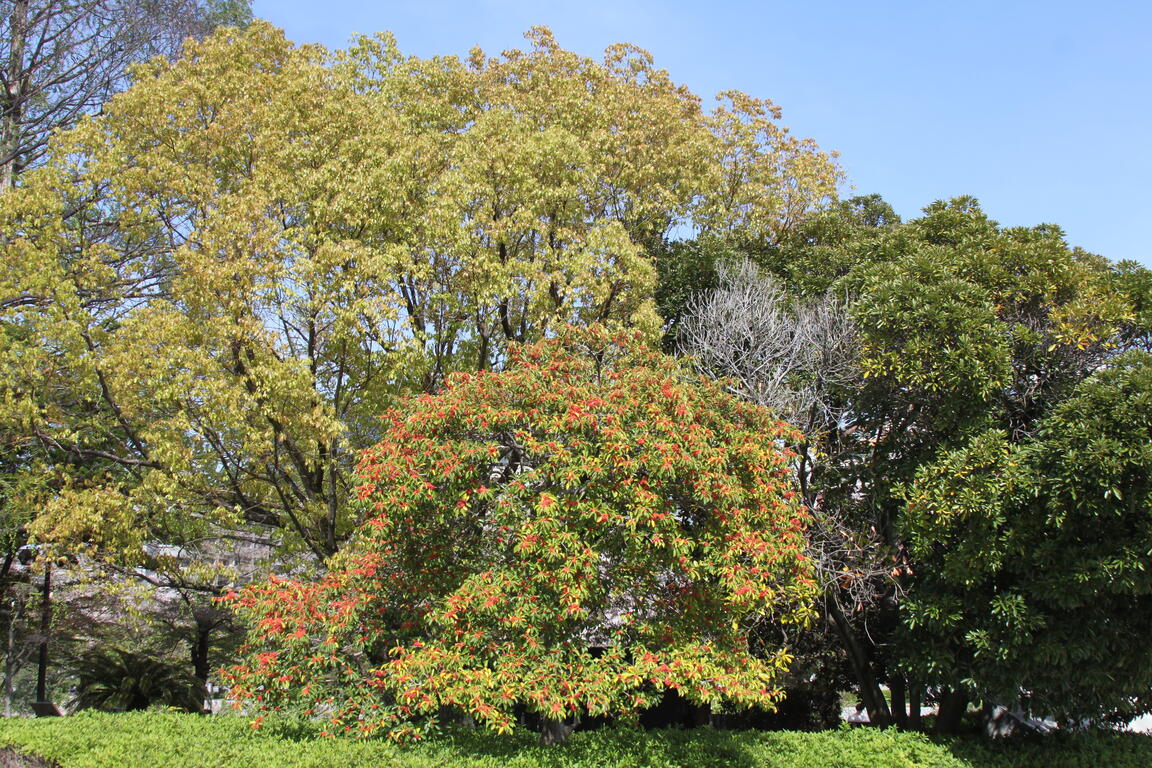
[253,0,1150,265]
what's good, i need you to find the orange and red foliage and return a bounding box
[223,327,814,739]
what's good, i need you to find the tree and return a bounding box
[902,352,1152,725]
[840,201,1151,730]
[1,0,253,188]
[677,256,892,726]
[0,0,253,702]
[224,328,815,742]
[748,193,900,296]
[674,195,1152,730]
[0,19,840,571]
[679,258,856,437]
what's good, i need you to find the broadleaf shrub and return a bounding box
[3,712,1152,768]
[225,328,816,738]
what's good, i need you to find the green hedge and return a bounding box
[0,712,1149,768]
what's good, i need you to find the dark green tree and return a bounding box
[903,352,1152,726]
[674,195,1152,731]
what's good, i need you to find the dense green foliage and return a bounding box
[4,712,1152,768]
[3,712,1152,768]
[672,195,1152,730]
[903,351,1152,723]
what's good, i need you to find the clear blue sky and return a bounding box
[253,0,1150,265]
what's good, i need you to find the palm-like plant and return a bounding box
[70,648,204,713]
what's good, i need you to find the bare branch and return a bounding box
[678,258,856,436]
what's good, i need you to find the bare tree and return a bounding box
[679,258,855,435]
[1,0,251,188]
[679,258,902,726]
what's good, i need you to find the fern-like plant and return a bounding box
[70,648,204,713]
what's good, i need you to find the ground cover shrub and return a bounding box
[946,730,1152,768]
[2,712,1151,768]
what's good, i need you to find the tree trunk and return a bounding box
[890,675,907,729]
[191,622,211,683]
[827,597,891,727]
[34,563,49,704]
[3,602,14,717]
[539,718,574,746]
[2,0,29,190]
[934,689,968,735]
[908,682,924,731]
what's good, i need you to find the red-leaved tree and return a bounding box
[223,328,814,740]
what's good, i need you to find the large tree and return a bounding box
[0,20,840,568]
[0,0,253,702]
[902,351,1152,727]
[224,328,815,742]
[677,196,1152,730]
[1,0,253,189]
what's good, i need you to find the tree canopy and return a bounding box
[0,21,840,567]
[0,0,254,188]
[903,351,1152,724]
[677,195,1152,730]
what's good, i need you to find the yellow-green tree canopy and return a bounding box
[0,21,840,561]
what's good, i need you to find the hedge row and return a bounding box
[1,712,1151,768]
